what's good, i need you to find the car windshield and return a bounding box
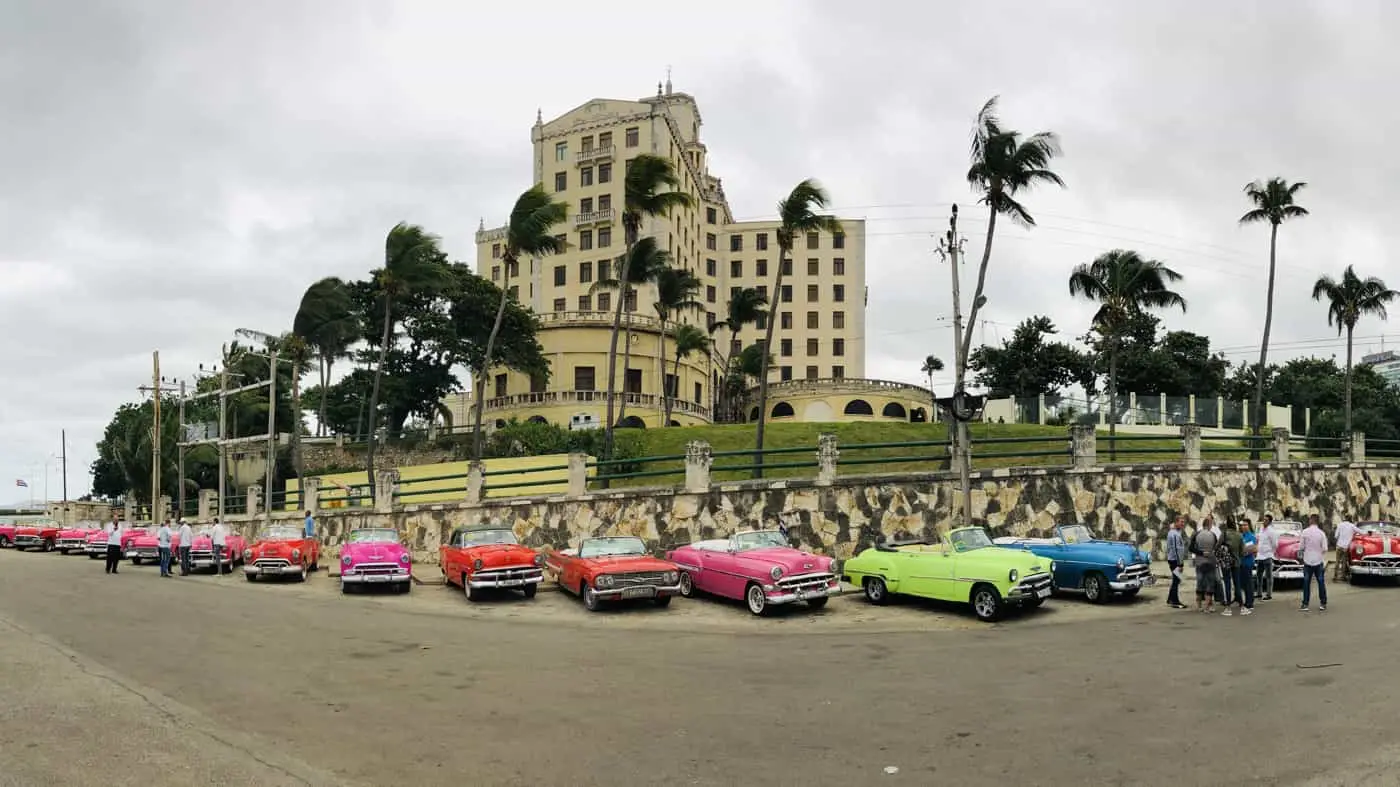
[462,529,517,546]
[1271,521,1302,536]
[732,531,788,551]
[949,528,993,552]
[349,529,399,544]
[1058,524,1094,544]
[262,526,301,540]
[1358,522,1400,535]
[579,537,647,558]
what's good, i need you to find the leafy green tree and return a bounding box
[969,316,1089,398]
[710,286,766,422]
[293,277,359,436]
[666,323,710,425]
[653,267,703,425]
[474,186,567,460]
[597,236,672,429]
[1311,265,1398,435]
[754,180,843,477]
[1240,177,1309,441]
[920,354,945,420]
[91,399,218,505]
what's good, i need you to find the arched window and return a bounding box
[749,406,760,421]
[910,407,927,423]
[844,399,874,416]
[527,415,548,424]
[771,402,795,418]
[618,415,647,429]
[881,402,907,419]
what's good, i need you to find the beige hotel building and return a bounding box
[462,81,931,430]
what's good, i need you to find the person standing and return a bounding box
[1256,514,1277,600]
[177,517,193,576]
[1334,515,1357,582]
[1300,514,1330,612]
[156,518,173,578]
[211,517,228,576]
[104,517,123,575]
[1236,519,1257,615]
[1192,521,1219,613]
[1165,516,1188,609]
[1218,518,1242,616]
[303,510,316,540]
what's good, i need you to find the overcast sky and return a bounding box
[2,0,1394,503]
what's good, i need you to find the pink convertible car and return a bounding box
[666,530,842,616]
[339,527,412,594]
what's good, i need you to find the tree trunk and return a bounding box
[670,344,685,427]
[1251,223,1279,457]
[316,356,327,436]
[1345,322,1354,436]
[753,250,785,478]
[1108,338,1118,462]
[602,273,628,461]
[957,208,999,389]
[659,316,671,426]
[473,259,512,461]
[365,296,392,504]
[291,366,303,499]
[618,298,636,424]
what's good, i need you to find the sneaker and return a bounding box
[1240,608,1253,616]
[1221,609,1233,617]
[1299,605,1309,612]
[1171,603,1188,609]
[1319,605,1327,612]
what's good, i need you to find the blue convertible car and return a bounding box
[994,524,1154,603]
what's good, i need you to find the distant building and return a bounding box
[1361,350,1400,386]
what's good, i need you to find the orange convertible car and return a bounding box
[545,536,682,611]
[440,525,545,601]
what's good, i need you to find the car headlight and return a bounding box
[1355,545,1365,556]
[829,558,842,575]
[770,566,784,581]
[242,549,252,560]
[473,558,483,570]
[291,549,301,560]
[1009,569,1019,582]
[341,555,352,565]
[1050,560,1056,572]
[597,574,614,588]
[1116,557,1126,570]
[663,570,678,584]
[399,553,410,564]
[534,553,546,566]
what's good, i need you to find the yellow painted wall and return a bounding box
[748,381,936,424]
[285,453,590,511]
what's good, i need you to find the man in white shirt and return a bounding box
[1299,514,1330,612]
[157,519,173,578]
[1255,514,1279,600]
[104,518,123,575]
[211,518,229,576]
[177,518,194,576]
[1334,516,1357,582]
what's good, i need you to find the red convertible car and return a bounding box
[175,528,248,573]
[13,522,61,551]
[666,529,841,615]
[243,524,320,582]
[1349,521,1400,581]
[545,536,682,611]
[0,523,15,548]
[56,524,102,554]
[440,525,544,601]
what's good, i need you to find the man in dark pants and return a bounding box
[1165,516,1187,609]
[103,518,122,575]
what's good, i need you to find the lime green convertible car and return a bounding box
[842,527,1054,622]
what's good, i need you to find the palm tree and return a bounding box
[1240,178,1309,444]
[709,286,767,421]
[653,268,703,424]
[726,342,774,423]
[1311,265,1397,437]
[920,355,944,422]
[292,277,359,436]
[666,324,710,425]
[602,154,693,453]
[959,96,1065,396]
[277,332,313,488]
[1068,250,1186,459]
[598,236,672,427]
[365,222,448,502]
[472,185,568,461]
[753,180,843,477]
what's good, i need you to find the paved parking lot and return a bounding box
[1,548,1396,786]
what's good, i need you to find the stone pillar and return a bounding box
[465,462,485,504]
[1188,394,1196,424]
[1036,394,1047,425]
[246,485,262,518]
[1181,424,1202,469]
[301,477,321,513]
[375,469,399,514]
[683,440,712,493]
[156,495,172,523]
[567,452,589,497]
[816,433,839,486]
[197,489,217,521]
[1272,428,1291,463]
[1070,424,1097,469]
[334,434,344,448]
[124,497,136,524]
[1348,431,1366,464]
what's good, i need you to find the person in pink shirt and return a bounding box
[1299,514,1329,612]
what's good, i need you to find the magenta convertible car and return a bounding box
[666,530,841,616]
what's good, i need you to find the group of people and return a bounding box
[1163,512,1336,614]
[101,516,231,577]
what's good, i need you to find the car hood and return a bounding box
[250,539,299,554]
[343,542,409,563]
[16,526,54,536]
[735,546,833,574]
[128,533,160,547]
[1275,535,1301,560]
[59,528,96,538]
[957,546,1050,575]
[1354,534,1399,554]
[1062,540,1148,565]
[463,543,539,568]
[585,555,677,574]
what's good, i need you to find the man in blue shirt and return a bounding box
[303,510,315,539]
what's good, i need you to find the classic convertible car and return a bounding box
[842,527,1053,622]
[440,525,544,601]
[243,525,319,582]
[179,528,247,573]
[125,528,164,564]
[1267,520,1305,582]
[995,523,1153,603]
[545,536,682,611]
[13,521,61,551]
[340,527,413,593]
[0,522,15,548]
[1349,521,1400,581]
[56,524,102,554]
[666,529,841,616]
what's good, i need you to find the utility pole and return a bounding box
[939,206,974,528]
[264,347,278,530]
[219,347,229,522]
[60,430,67,503]
[136,351,165,522]
[177,380,186,519]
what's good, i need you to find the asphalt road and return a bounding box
[1,550,1396,787]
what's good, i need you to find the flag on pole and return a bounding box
[15,479,28,488]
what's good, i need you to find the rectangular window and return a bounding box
[625,127,639,147]
[780,366,792,381]
[807,311,819,329]
[530,374,547,394]
[833,257,845,275]
[597,227,611,248]
[574,366,596,391]
[780,339,792,357]
[694,381,703,404]
[729,286,741,302]
[756,259,768,277]
[624,290,637,312]
[707,312,717,331]
[705,258,716,276]
[580,261,593,283]
[599,260,611,281]
[625,368,642,394]
[552,297,566,312]
[598,162,612,183]
[554,171,567,191]
[833,284,846,302]
[580,135,594,152]
[580,167,593,187]
[579,230,593,251]
[806,338,819,356]
[598,194,611,211]
[508,285,519,298]
[833,338,845,356]
[731,339,742,356]
[664,373,678,398]
[832,311,845,330]
[494,373,508,397]
[578,294,592,311]
[780,285,792,303]
[491,266,500,282]
[833,233,846,249]
[806,231,819,249]
[491,243,501,259]
[729,235,744,252]
[706,207,717,224]
[832,365,845,379]
[508,260,520,278]
[706,233,717,251]
[756,285,768,300]
[806,365,819,380]
[780,312,792,330]
[755,314,767,330]
[807,258,819,276]
[555,142,567,161]
[781,259,792,276]
[580,197,593,214]
[756,233,768,251]
[553,265,566,286]
[599,131,612,148]
[549,237,563,255]
[598,292,611,312]
[807,284,819,302]
[730,260,743,278]
[706,285,716,303]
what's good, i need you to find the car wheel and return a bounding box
[864,577,890,605]
[297,564,308,582]
[971,584,1005,622]
[522,583,538,599]
[583,581,602,611]
[464,575,479,602]
[654,595,672,608]
[132,557,142,566]
[0,536,8,548]
[1083,572,1109,604]
[745,583,769,616]
[310,557,319,572]
[89,553,100,560]
[43,540,55,553]
[807,596,830,610]
[245,572,255,582]
[400,581,411,595]
[679,571,696,598]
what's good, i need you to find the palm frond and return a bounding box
[624,154,694,226]
[509,185,569,257]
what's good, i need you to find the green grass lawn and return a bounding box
[599,422,1257,488]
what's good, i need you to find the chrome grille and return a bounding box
[1359,556,1400,569]
[1014,572,1053,594]
[777,572,836,591]
[351,562,408,576]
[1273,557,1302,569]
[14,535,40,546]
[1118,563,1152,582]
[477,565,543,582]
[611,571,666,587]
[57,538,87,549]
[254,558,291,569]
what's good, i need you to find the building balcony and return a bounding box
[575,145,615,165]
[537,310,663,332]
[574,208,615,227]
[483,389,711,421]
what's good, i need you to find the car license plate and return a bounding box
[622,586,655,599]
[1036,587,1051,599]
[1380,568,1397,576]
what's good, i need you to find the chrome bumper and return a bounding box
[1007,572,1054,601]
[765,581,841,605]
[13,537,42,548]
[469,570,544,589]
[128,549,160,560]
[593,583,683,600]
[1272,563,1304,580]
[342,570,412,584]
[243,563,303,576]
[85,545,107,555]
[57,540,87,551]
[1350,563,1400,577]
[191,557,232,568]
